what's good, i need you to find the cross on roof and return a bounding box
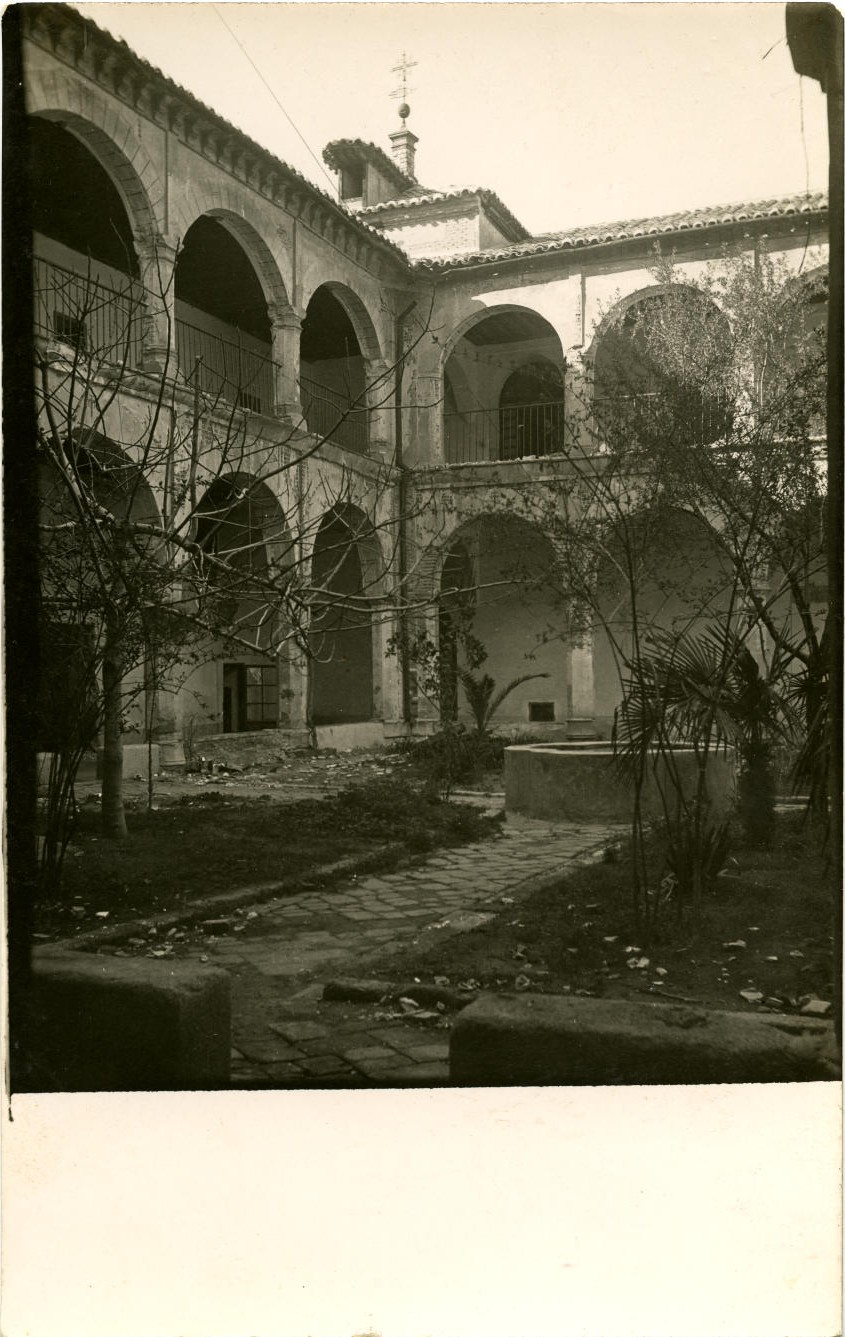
[390,50,417,104]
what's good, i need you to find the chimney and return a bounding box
[389,102,418,180]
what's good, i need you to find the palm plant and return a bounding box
[458,669,550,735]
[613,624,793,913]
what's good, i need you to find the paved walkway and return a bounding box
[160,814,623,1087]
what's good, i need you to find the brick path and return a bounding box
[170,813,623,1087]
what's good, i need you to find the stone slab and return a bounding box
[450,993,840,1086]
[27,952,231,1090]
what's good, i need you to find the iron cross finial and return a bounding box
[390,50,418,113]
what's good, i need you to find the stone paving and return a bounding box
[166,813,624,1087]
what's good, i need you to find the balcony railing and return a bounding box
[444,400,566,464]
[299,375,368,454]
[592,389,731,447]
[33,256,143,368]
[176,320,276,416]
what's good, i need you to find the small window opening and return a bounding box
[528,701,555,722]
[340,166,364,200]
[53,310,86,350]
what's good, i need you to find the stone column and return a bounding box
[136,235,178,375]
[415,374,443,466]
[151,666,186,770]
[282,639,311,741]
[565,354,593,455]
[568,628,598,739]
[366,359,394,462]
[268,305,303,420]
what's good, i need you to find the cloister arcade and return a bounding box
[23,5,829,760]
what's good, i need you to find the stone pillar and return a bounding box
[151,661,186,770]
[415,374,443,466]
[568,630,597,739]
[136,235,178,375]
[268,305,303,419]
[565,355,593,455]
[282,639,310,738]
[366,359,394,461]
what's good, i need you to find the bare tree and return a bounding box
[35,255,446,894]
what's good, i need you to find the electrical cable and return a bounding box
[212,5,339,197]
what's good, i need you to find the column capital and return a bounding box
[268,304,302,331]
[134,232,179,268]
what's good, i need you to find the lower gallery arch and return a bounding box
[434,514,567,730]
[37,433,162,758]
[187,474,294,737]
[591,508,736,735]
[309,506,380,726]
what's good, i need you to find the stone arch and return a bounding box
[588,282,732,448]
[37,430,163,752]
[310,501,385,597]
[439,302,563,368]
[195,471,293,575]
[442,307,567,463]
[420,510,568,730]
[591,505,737,730]
[171,193,291,314]
[309,502,384,725]
[584,280,728,366]
[25,70,162,241]
[300,278,383,361]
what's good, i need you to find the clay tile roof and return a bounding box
[413,191,829,271]
[27,5,409,266]
[359,187,530,243]
[322,138,423,195]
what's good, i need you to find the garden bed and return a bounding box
[36,779,501,940]
[361,811,836,1018]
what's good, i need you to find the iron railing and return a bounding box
[299,375,369,454]
[591,389,732,446]
[444,400,566,464]
[176,320,276,415]
[33,256,143,368]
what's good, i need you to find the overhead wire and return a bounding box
[212,5,340,197]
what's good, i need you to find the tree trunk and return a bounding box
[101,614,128,839]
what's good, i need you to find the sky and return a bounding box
[73,1,830,236]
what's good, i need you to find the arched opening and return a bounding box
[498,360,566,460]
[299,286,369,453]
[309,508,376,723]
[434,515,565,729]
[592,288,731,449]
[29,116,142,366]
[37,433,162,755]
[194,475,292,733]
[763,271,827,438]
[592,509,736,734]
[175,216,274,414]
[443,309,566,464]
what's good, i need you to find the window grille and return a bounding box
[53,309,86,350]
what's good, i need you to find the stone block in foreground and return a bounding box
[26,952,231,1090]
[450,993,839,1085]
